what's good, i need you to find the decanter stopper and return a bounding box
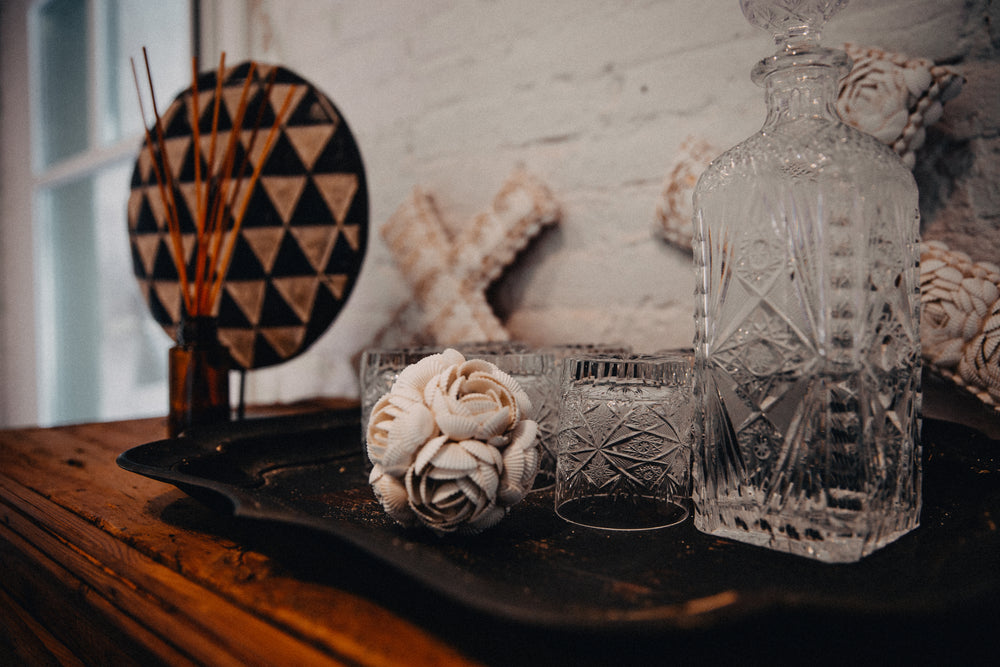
[739,0,848,51]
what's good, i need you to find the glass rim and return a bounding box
[562,351,694,385]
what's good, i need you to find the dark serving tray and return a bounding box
[117,408,1000,634]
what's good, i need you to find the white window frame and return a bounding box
[0,0,249,426]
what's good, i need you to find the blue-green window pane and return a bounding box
[36,0,90,167]
[100,0,192,145]
[93,162,168,418]
[37,176,102,422]
[37,161,169,424]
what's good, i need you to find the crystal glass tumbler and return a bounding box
[359,346,442,444]
[555,352,695,530]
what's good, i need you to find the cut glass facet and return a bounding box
[691,0,921,563]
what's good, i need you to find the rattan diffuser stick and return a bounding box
[130,49,297,319]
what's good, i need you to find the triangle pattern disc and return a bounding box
[288,226,336,273]
[259,281,305,327]
[260,175,307,225]
[241,227,286,274]
[285,124,335,171]
[127,61,368,368]
[224,279,267,325]
[312,173,358,224]
[259,326,307,360]
[219,328,256,369]
[272,276,320,322]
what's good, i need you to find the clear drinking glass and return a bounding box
[359,346,442,442]
[555,352,695,530]
[691,0,922,562]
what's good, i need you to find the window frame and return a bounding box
[0,0,214,426]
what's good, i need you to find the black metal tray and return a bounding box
[117,408,1000,633]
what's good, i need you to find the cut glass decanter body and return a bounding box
[691,0,922,563]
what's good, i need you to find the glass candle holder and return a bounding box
[555,352,695,530]
[359,346,443,443]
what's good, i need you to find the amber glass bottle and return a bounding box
[168,316,231,437]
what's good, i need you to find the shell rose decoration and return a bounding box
[366,348,540,536]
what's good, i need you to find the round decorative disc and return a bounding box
[127,62,368,370]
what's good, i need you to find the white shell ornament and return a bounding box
[374,168,560,349]
[838,44,964,170]
[366,349,540,535]
[921,241,1000,411]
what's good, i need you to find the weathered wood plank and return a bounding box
[0,418,478,666]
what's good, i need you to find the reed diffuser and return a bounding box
[132,50,297,436]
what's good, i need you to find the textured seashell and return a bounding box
[655,137,720,252]
[378,405,438,476]
[364,347,540,535]
[921,240,1000,411]
[392,348,465,401]
[839,43,964,170]
[459,438,505,466]
[498,420,540,505]
[369,465,417,527]
[467,461,501,499]
[434,411,483,441]
[462,504,506,535]
[429,441,480,474]
[411,434,448,475]
[376,168,560,347]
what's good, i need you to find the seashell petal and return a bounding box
[469,464,500,499]
[935,265,965,286]
[395,349,465,397]
[430,480,466,507]
[454,476,489,504]
[457,396,504,416]
[921,258,948,274]
[459,438,504,466]
[462,505,506,535]
[498,420,540,504]
[372,472,414,524]
[473,409,514,441]
[902,65,933,97]
[412,435,449,475]
[381,408,438,475]
[429,442,479,473]
[426,466,472,480]
[435,411,480,440]
[964,278,999,311]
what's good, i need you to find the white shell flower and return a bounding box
[921,240,1000,411]
[366,349,539,535]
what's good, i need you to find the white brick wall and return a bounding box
[233,0,1000,403]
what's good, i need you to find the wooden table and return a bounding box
[0,406,488,666]
[1,388,998,666]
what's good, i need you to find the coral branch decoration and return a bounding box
[128,60,368,369]
[376,168,560,346]
[366,349,540,535]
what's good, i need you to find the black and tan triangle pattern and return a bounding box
[127,62,368,369]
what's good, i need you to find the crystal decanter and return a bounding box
[691,0,922,562]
